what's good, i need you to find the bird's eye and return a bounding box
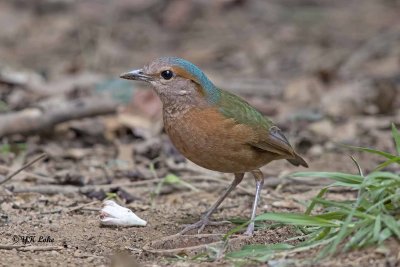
[161,70,173,80]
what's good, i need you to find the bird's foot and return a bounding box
[179,218,231,235]
[243,222,255,236]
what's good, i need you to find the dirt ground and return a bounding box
[0,0,400,266]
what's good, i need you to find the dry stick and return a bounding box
[91,175,254,195]
[0,244,63,251]
[18,246,63,252]
[40,209,63,215]
[0,95,119,137]
[0,244,25,250]
[0,165,53,183]
[74,253,105,259]
[12,175,255,195]
[338,29,400,77]
[80,207,101,212]
[11,185,80,195]
[0,154,47,186]
[65,201,99,213]
[39,202,102,214]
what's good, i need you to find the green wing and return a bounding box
[218,90,273,128]
[217,90,295,157]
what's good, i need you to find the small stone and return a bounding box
[50,251,59,256]
[308,120,334,139]
[334,122,358,143]
[325,141,336,151]
[309,145,324,157]
[284,77,323,106]
[50,225,59,232]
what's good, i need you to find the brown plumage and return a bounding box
[120,57,308,235]
[165,107,289,173]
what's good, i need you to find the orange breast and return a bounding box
[164,107,279,173]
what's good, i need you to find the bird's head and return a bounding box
[120,57,220,106]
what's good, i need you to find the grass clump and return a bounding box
[226,123,400,263]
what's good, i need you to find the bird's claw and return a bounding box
[243,222,255,236]
[179,219,231,235]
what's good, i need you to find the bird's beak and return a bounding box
[119,69,152,82]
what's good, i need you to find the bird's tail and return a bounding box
[287,152,308,168]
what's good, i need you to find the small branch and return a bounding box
[74,253,104,259]
[10,175,256,196]
[338,29,400,78]
[65,201,99,213]
[0,244,24,250]
[81,207,101,212]
[0,154,47,186]
[40,209,63,215]
[18,246,63,252]
[0,95,119,137]
[0,165,53,183]
[10,185,80,194]
[0,244,63,251]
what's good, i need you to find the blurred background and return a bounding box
[1,0,399,144]
[0,0,399,265]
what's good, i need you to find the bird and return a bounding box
[120,57,308,235]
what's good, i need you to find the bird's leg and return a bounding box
[244,169,264,236]
[179,173,244,235]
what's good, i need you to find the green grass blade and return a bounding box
[310,227,332,241]
[381,215,400,239]
[255,213,339,227]
[305,187,328,215]
[312,198,375,220]
[379,228,392,243]
[315,211,346,220]
[392,123,400,155]
[374,157,400,171]
[226,243,294,259]
[344,222,373,251]
[226,244,294,262]
[373,214,381,242]
[343,145,396,159]
[292,172,363,184]
[223,221,248,240]
[366,171,400,182]
[317,228,352,258]
[330,181,361,188]
[323,210,356,256]
[225,129,400,263]
[366,194,397,213]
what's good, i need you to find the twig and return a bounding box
[74,253,104,259]
[0,244,24,250]
[0,95,119,137]
[338,29,400,77]
[0,244,63,251]
[0,154,47,186]
[350,155,364,177]
[10,185,80,194]
[81,207,101,212]
[65,201,99,213]
[10,175,256,196]
[40,209,63,215]
[0,165,53,183]
[94,175,255,196]
[39,202,99,215]
[18,246,63,252]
